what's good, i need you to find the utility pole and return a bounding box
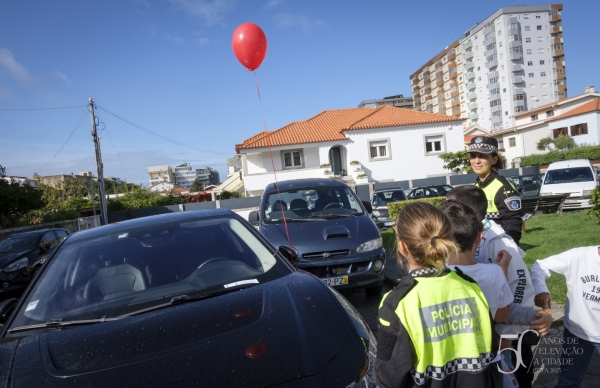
[89,98,109,225]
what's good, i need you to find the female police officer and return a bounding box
[468,136,523,246]
[375,202,501,387]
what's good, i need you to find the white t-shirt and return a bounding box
[530,246,600,343]
[449,263,514,318]
[475,219,535,334]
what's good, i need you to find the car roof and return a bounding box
[264,178,349,193]
[67,209,235,243]
[547,159,592,169]
[373,188,406,193]
[3,228,66,238]
[411,184,451,189]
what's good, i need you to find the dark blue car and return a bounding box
[249,178,386,296]
[0,209,377,387]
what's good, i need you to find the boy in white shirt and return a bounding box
[531,246,600,388]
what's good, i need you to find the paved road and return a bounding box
[339,284,392,337]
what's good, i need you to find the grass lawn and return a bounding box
[521,209,600,303]
[380,210,600,303]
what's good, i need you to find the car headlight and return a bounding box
[357,238,383,253]
[583,190,591,196]
[372,210,381,217]
[3,257,29,273]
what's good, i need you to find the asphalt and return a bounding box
[383,252,600,387]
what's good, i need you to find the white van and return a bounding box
[539,159,599,209]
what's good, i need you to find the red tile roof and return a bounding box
[236,106,460,152]
[545,98,600,123]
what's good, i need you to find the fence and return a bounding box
[0,215,101,240]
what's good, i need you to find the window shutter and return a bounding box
[583,122,588,134]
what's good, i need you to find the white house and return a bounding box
[488,87,600,166]
[148,181,175,192]
[1,176,38,187]
[236,106,464,196]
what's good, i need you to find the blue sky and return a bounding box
[1,0,598,185]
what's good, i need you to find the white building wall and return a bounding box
[246,154,265,174]
[549,112,600,146]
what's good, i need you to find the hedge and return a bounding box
[387,197,446,222]
[520,145,600,167]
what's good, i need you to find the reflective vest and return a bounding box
[378,270,494,385]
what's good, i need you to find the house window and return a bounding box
[542,83,547,88]
[424,134,445,154]
[552,127,568,138]
[527,49,532,54]
[536,15,541,19]
[527,61,533,66]
[524,14,529,19]
[530,84,536,89]
[538,48,545,53]
[509,137,516,147]
[525,26,530,31]
[570,123,589,136]
[537,25,542,30]
[369,139,391,161]
[529,73,534,78]
[546,110,554,117]
[531,114,539,121]
[526,38,531,43]
[540,60,545,65]
[282,150,303,168]
[542,95,548,100]
[538,36,543,42]
[541,72,546,77]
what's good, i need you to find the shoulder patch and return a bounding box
[504,196,521,211]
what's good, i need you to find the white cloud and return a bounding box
[197,37,211,46]
[274,13,325,33]
[265,0,283,9]
[0,85,14,99]
[168,0,234,25]
[53,70,73,86]
[0,47,37,85]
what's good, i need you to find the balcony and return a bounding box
[467,92,477,100]
[557,72,565,79]
[463,51,474,61]
[551,25,562,34]
[464,61,474,70]
[468,102,478,110]
[512,64,522,72]
[486,59,498,69]
[466,81,476,90]
[513,76,524,83]
[449,71,458,79]
[447,80,458,89]
[551,14,561,22]
[510,52,522,61]
[553,49,564,57]
[466,71,476,80]
[554,37,563,45]
[508,27,519,36]
[490,104,502,113]
[463,40,473,49]
[448,51,456,60]
[489,82,500,91]
[469,112,479,120]
[514,99,525,107]
[558,84,566,91]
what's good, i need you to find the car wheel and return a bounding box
[365,283,383,297]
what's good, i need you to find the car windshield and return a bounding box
[9,215,290,328]
[543,167,595,185]
[0,234,38,253]
[263,186,365,222]
[408,185,452,199]
[372,190,406,206]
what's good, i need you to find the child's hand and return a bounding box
[495,250,512,277]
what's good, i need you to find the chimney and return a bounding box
[585,86,596,93]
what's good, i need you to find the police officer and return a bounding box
[375,202,501,387]
[469,136,523,246]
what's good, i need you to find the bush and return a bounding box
[42,209,80,223]
[589,185,600,224]
[520,144,600,167]
[387,197,446,222]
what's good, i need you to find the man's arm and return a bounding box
[531,250,573,308]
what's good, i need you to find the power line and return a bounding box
[38,109,89,174]
[95,111,131,182]
[95,105,230,156]
[0,105,87,111]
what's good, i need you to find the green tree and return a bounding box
[0,165,46,228]
[536,137,554,151]
[438,151,474,173]
[107,188,172,210]
[190,178,204,192]
[553,135,576,150]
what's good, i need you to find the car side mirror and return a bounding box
[362,201,373,214]
[248,211,259,226]
[279,245,299,266]
[0,298,17,324]
[518,187,524,193]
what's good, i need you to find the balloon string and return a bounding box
[254,71,292,250]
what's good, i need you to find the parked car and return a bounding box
[406,184,453,200]
[248,178,385,296]
[0,209,377,387]
[508,174,544,197]
[0,228,70,294]
[371,188,407,229]
[539,159,599,209]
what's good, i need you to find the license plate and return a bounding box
[322,276,348,286]
[565,199,579,204]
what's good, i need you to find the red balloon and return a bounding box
[232,22,267,71]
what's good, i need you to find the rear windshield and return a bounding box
[543,167,595,185]
[372,190,406,206]
[0,234,38,253]
[263,186,365,223]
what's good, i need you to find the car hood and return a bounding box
[261,215,378,254]
[1,272,365,387]
[0,250,29,269]
[540,181,597,196]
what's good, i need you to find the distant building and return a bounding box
[105,176,125,183]
[149,181,175,192]
[227,155,242,177]
[147,165,174,187]
[35,172,96,188]
[357,94,414,109]
[173,163,220,189]
[2,176,38,187]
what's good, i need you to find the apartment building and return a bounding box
[411,4,566,131]
[147,165,174,186]
[357,94,414,109]
[173,163,220,189]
